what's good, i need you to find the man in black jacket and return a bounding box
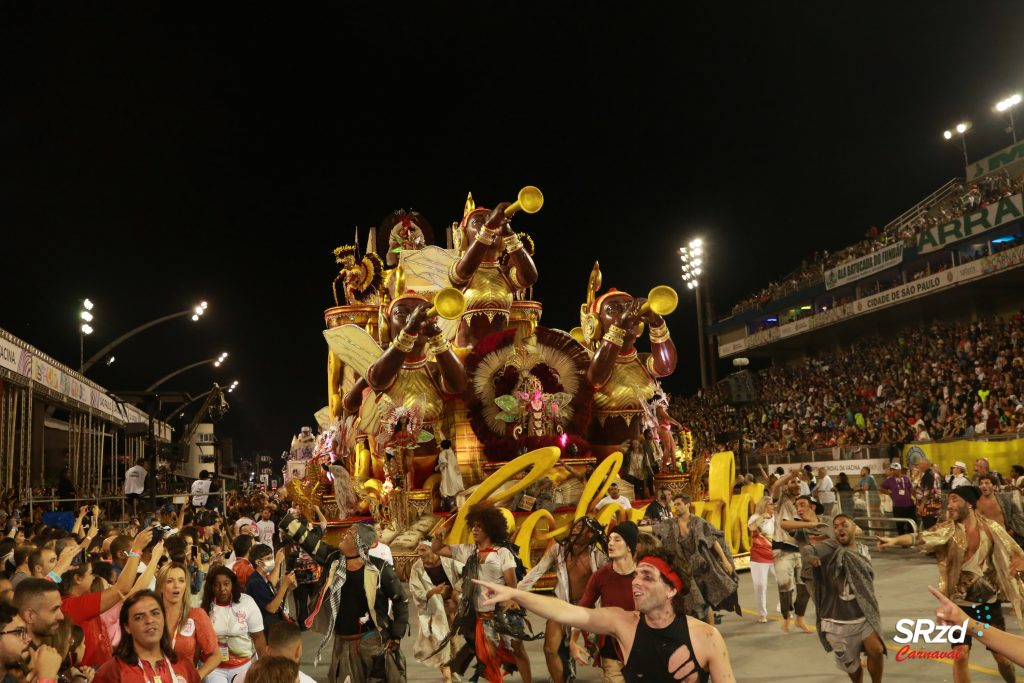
[280,515,408,683]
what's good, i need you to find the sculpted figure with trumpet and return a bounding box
[579,262,679,449]
[449,187,542,347]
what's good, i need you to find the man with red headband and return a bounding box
[473,548,734,682]
[450,195,539,347]
[579,263,678,450]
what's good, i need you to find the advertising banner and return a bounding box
[0,328,157,428]
[917,194,1023,254]
[967,140,1024,181]
[825,243,904,290]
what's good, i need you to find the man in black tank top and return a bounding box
[471,547,736,682]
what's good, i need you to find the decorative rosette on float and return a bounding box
[462,327,593,460]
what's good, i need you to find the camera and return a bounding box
[294,569,317,584]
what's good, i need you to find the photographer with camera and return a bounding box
[279,513,408,683]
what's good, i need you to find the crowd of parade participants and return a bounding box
[8,452,1024,683]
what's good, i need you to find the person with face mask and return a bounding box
[244,544,295,628]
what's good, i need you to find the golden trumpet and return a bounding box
[504,186,544,217]
[426,287,466,320]
[639,285,679,317]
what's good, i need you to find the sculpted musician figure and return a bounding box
[580,263,678,448]
[450,193,539,348]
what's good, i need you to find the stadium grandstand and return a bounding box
[679,137,1024,478]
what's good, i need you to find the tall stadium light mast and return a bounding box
[996,94,1021,143]
[679,238,709,389]
[79,299,95,372]
[943,121,971,166]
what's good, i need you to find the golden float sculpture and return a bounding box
[295,185,752,575]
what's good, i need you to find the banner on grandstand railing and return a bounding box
[917,194,1024,254]
[824,244,904,290]
[717,339,748,358]
[904,439,1024,482]
[967,140,1024,181]
[802,458,894,478]
[732,243,1024,354]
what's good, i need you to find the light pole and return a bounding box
[943,121,971,166]
[679,238,709,389]
[996,94,1021,143]
[80,301,208,375]
[79,299,95,372]
[145,352,228,392]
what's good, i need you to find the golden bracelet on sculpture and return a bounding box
[476,227,500,246]
[503,233,523,253]
[649,322,671,344]
[427,333,450,356]
[602,325,626,347]
[393,330,418,353]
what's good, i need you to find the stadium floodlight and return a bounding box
[996,94,1022,143]
[679,238,709,388]
[79,298,95,371]
[943,122,971,166]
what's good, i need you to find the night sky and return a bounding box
[4,3,1024,459]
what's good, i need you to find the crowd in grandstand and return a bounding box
[674,312,1024,457]
[730,171,1024,315]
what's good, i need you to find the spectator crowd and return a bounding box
[673,312,1024,458]
[0,473,354,683]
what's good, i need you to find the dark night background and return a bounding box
[3,3,1023,459]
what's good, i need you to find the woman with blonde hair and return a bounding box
[156,561,222,679]
[747,495,777,623]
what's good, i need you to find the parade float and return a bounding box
[285,187,759,576]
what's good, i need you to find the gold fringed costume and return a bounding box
[449,260,518,326]
[590,349,659,428]
[918,514,1024,624]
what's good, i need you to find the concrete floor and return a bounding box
[296,547,1023,681]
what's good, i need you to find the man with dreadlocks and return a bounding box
[280,516,408,683]
[518,517,609,683]
[433,503,533,683]
[802,514,884,683]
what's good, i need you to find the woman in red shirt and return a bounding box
[92,590,201,683]
[61,532,163,667]
[156,562,222,679]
